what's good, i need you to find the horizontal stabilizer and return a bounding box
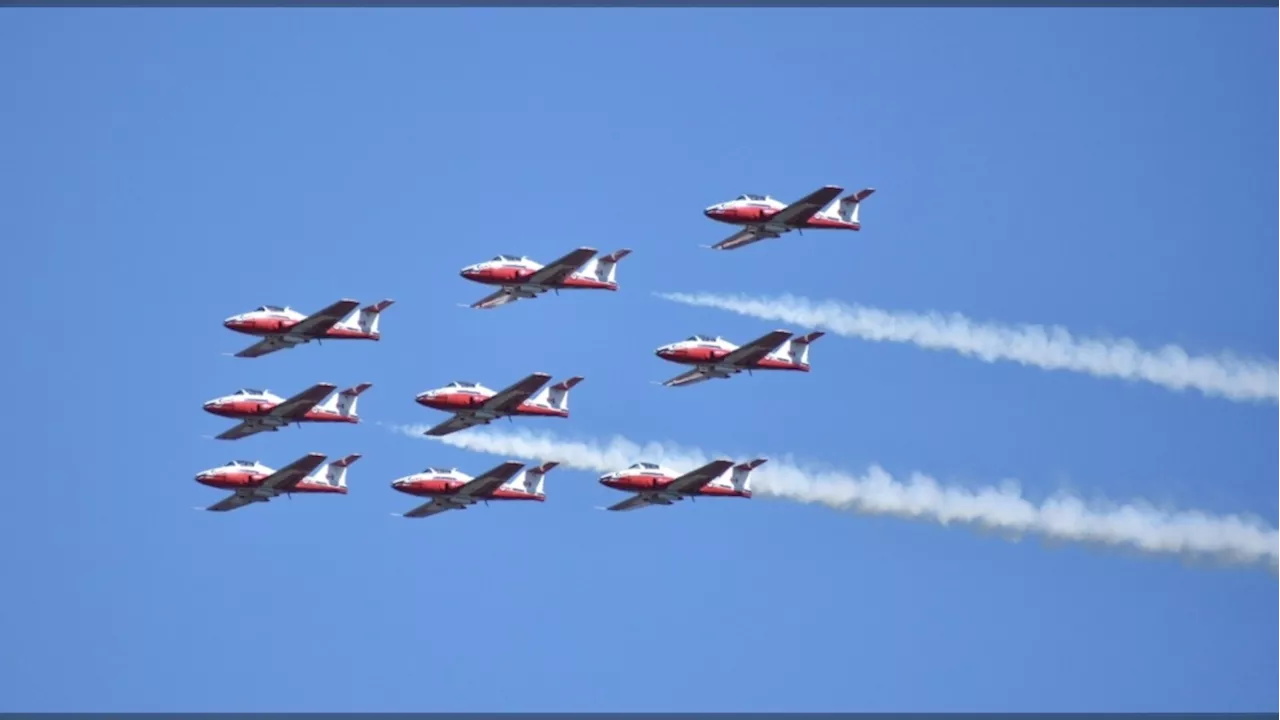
[552,376,585,391]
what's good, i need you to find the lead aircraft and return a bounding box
[703,184,875,250]
[195,452,361,512]
[459,246,632,309]
[223,298,394,358]
[598,458,767,512]
[655,329,825,387]
[416,372,584,437]
[390,460,559,519]
[202,382,373,440]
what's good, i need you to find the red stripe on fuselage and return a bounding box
[202,401,357,423]
[600,475,749,498]
[195,473,346,494]
[415,393,568,417]
[655,347,807,371]
[460,267,615,291]
[392,478,543,501]
[705,206,858,230]
[222,317,379,340]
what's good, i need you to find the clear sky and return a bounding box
[0,8,1275,713]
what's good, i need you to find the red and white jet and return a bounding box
[416,373,584,437]
[390,460,559,519]
[223,298,395,358]
[194,452,361,512]
[202,382,373,440]
[655,329,826,387]
[460,246,633,309]
[703,185,876,250]
[598,458,767,512]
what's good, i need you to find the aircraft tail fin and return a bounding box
[535,376,584,413]
[595,248,632,285]
[509,461,559,497]
[318,453,362,489]
[785,331,826,367]
[730,458,766,495]
[834,188,875,227]
[581,249,632,286]
[350,299,395,337]
[329,382,373,418]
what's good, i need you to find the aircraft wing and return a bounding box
[269,383,338,420]
[215,421,271,441]
[710,227,778,251]
[526,247,598,287]
[289,299,362,337]
[401,498,461,519]
[454,461,526,498]
[770,185,844,226]
[605,493,677,512]
[606,491,665,509]
[205,492,260,512]
[481,372,553,413]
[259,452,329,492]
[661,368,716,388]
[469,288,523,310]
[664,459,736,495]
[422,413,487,437]
[719,329,794,368]
[234,337,293,359]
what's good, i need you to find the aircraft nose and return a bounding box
[202,400,216,411]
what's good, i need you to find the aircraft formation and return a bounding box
[197,184,875,518]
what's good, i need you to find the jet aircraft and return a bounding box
[416,372,584,437]
[202,383,372,440]
[460,246,632,309]
[223,298,394,358]
[703,185,875,250]
[195,452,361,512]
[598,458,767,512]
[655,329,825,387]
[390,460,559,519]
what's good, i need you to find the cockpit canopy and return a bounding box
[736,194,768,202]
[228,460,257,468]
[254,305,288,313]
[234,388,265,396]
[422,467,456,475]
[447,381,480,388]
[491,254,526,262]
[628,462,662,471]
[685,335,722,343]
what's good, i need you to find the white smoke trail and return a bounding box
[391,424,1279,573]
[654,291,1279,404]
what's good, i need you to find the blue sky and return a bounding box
[1,8,1275,713]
